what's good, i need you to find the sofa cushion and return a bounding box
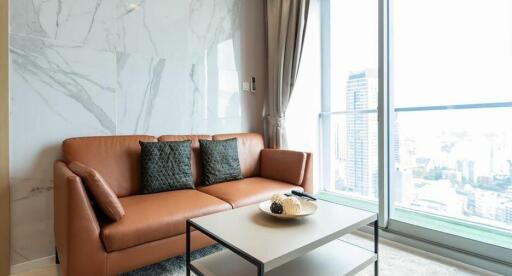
[101,189,231,252]
[198,177,303,208]
[158,135,212,186]
[68,161,125,221]
[212,133,264,178]
[139,140,194,193]
[199,138,243,185]
[63,135,157,197]
[260,149,307,185]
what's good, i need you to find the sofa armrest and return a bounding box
[260,149,313,193]
[301,152,313,194]
[54,161,107,276]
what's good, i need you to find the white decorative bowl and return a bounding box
[259,198,318,219]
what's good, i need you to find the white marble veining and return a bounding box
[10,0,118,52]
[116,52,196,134]
[115,0,190,59]
[10,178,54,265]
[11,0,240,59]
[9,0,244,264]
[10,34,117,180]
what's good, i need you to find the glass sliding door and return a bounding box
[389,0,512,252]
[319,0,379,210]
[316,0,512,269]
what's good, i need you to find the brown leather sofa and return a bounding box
[54,133,312,275]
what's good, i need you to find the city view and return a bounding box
[330,70,512,231]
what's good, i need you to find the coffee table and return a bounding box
[186,200,378,276]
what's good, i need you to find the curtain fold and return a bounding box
[265,0,310,149]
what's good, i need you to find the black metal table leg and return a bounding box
[187,220,264,276]
[374,220,379,276]
[55,248,60,264]
[257,263,264,276]
[186,221,191,276]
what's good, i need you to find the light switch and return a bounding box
[242,81,250,92]
[251,77,256,92]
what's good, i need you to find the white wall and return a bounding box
[8,0,267,265]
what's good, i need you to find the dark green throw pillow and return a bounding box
[139,140,194,194]
[199,138,243,185]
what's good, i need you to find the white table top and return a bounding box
[190,200,377,272]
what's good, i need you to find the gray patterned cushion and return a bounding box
[199,138,243,185]
[139,140,194,194]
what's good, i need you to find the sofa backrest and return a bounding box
[212,133,264,178]
[158,135,212,186]
[61,133,264,195]
[62,135,157,197]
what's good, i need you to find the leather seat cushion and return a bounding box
[198,177,304,208]
[101,190,231,252]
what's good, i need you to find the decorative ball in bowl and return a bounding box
[259,194,317,219]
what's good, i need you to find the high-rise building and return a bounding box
[457,160,476,185]
[503,203,512,224]
[472,189,499,219]
[344,70,378,197]
[496,202,512,224]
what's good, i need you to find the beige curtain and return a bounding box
[265,0,310,149]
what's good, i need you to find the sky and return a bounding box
[330,0,512,108]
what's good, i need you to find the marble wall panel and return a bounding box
[10,0,118,52]
[8,0,255,265]
[9,34,117,179]
[116,52,196,134]
[10,178,53,264]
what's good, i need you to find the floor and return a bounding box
[10,233,499,276]
[341,233,499,276]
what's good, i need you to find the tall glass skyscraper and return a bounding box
[336,70,378,198]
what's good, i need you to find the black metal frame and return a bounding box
[186,218,379,276]
[186,220,264,276]
[374,220,379,275]
[55,248,60,264]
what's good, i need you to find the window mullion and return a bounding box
[378,0,390,228]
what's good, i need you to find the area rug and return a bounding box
[121,244,224,276]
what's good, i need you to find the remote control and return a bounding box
[291,190,317,201]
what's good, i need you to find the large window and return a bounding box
[390,0,512,248]
[318,0,512,267]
